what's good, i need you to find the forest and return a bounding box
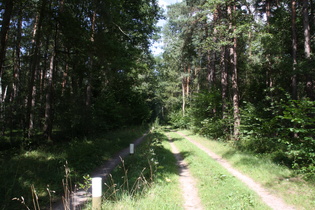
[158,0,315,176]
[1,0,315,209]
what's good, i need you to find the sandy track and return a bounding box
[168,136,203,210]
[176,131,296,210]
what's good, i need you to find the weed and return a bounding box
[77,174,92,194]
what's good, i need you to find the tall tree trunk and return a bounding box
[206,9,218,90]
[182,65,189,116]
[228,2,240,139]
[186,65,190,97]
[303,0,313,99]
[0,0,14,78]
[265,0,273,91]
[182,76,186,116]
[218,6,228,120]
[13,15,22,99]
[86,11,96,108]
[0,0,14,137]
[43,53,55,141]
[291,0,298,100]
[26,0,47,138]
[221,46,228,119]
[266,0,271,25]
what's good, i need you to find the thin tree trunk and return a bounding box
[291,0,298,100]
[221,46,228,119]
[265,0,273,91]
[13,15,22,99]
[303,0,313,99]
[86,11,96,108]
[43,53,55,141]
[266,0,271,25]
[186,65,190,97]
[26,0,47,138]
[182,78,186,116]
[182,65,187,116]
[228,2,240,139]
[0,0,14,78]
[206,9,218,90]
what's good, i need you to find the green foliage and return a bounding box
[78,174,92,193]
[239,93,315,177]
[189,91,232,139]
[0,126,146,209]
[278,98,315,176]
[198,117,232,140]
[168,110,191,129]
[239,101,280,154]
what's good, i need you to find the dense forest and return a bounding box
[158,0,315,176]
[1,0,315,207]
[0,0,161,143]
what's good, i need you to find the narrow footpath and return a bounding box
[168,136,203,210]
[176,131,296,210]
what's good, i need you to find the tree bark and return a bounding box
[228,2,240,139]
[13,15,22,99]
[221,46,228,119]
[26,0,47,138]
[291,0,298,100]
[182,77,186,116]
[43,53,55,141]
[266,0,271,25]
[303,0,313,99]
[0,0,14,78]
[206,8,218,90]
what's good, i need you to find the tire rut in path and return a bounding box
[176,131,296,210]
[168,136,203,210]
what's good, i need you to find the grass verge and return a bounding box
[0,126,147,210]
[178,129,315,209]
[167,131,270,210]
[83,130,183,210]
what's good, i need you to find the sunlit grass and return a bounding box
[178,129,315,209]
[84,131,183,210]
[167,131,270,210]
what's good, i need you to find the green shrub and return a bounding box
[278,98,315,176]
[168,110,190,129]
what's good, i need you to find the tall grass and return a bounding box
[83,130,183,210]
[0,126,147,209]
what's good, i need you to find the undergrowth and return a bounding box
[84,129,183,209]
[0,126,147,209]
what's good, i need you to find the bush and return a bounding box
[278,98,315,176]
[168,110,190,129]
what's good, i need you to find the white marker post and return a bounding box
[92,177,102,210]
[130,143,134,154]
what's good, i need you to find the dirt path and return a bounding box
[168,136,203,210]
[176,131,296,210]
[52,133,148,210]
